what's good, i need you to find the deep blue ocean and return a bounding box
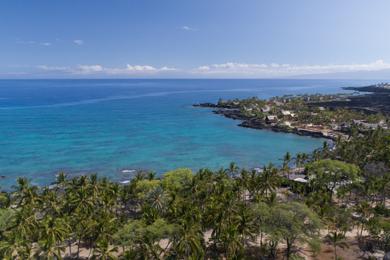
[0,79,376,188]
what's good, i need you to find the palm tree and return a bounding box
[236,169,250,203]
[88,174,100,201]
[93,238,117,260]
[228,162,239,178]
[171,221,204,259]
[252,202,270,248]
[54,172,67,190]
[145,186,167,219]
[283,152,291,178]
[13,205,39,244]
[0,237,32,259]
[354,201,372,240]
[295,152,309,167]
[325,231,349,260]
[224,225,244,259]
[147,171,157,181]
[295,153,303,167]
[41,189,62,217]
[0,192,10,209]
[323,206,351,259]
[36,216,70,259]
[13,178,40,207]
[258,164,280,200]
[236,204,256,245]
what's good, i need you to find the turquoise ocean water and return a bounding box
[0,79,375,188]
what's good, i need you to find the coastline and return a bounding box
[194,84,390,141]
[2,80,387,188]
[194,103,339,140]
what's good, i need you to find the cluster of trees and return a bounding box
[0,129,389,259]
[219,95,389,131]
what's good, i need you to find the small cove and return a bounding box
[0,79,376,187]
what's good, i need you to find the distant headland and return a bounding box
[194,83,390,140]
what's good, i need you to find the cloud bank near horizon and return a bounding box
[5,60,390,78]
[37,64,178,75]
[193,60,390,77]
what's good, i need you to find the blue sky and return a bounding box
[1,0,390,78]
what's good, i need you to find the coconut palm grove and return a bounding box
[0,128,389,259]
[2,1,390,259]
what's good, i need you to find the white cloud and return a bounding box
[107,64,177,74]
[126,65,156,71]
[37,64,177,75]
[192,60,390,77]
[77,65,103,74]
[180,25,196,31]
[197,66,210,71]
[160,66,177,71]
[37,65,70,72]
[34,60,390,77]
[73,40,84,46]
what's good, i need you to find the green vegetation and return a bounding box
[0,129,389,259]
[216,94,389,139]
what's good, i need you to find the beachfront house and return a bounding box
[289,167,305,175]
[352,119,384,130]
[283,121,292,127]
[293,177,308,183]
[261,105,271,113]
[340,123,351,132]
[281,110,292,116]
[361,123,381,130]
[331,123,341,131]
[281,110,296,118]
[253,167,264,174]
[287,173,308,183]
[265,115,278,123]
[243,106,253,112]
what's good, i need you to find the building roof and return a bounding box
[261,105,271,112]
[266,115,277,120]
[281,110,291,116]
[293,178,308,183]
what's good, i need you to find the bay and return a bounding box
[0,79,376,187]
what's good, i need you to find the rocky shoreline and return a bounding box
[194,84,390,140]
[335,84,390,114]
[194,103,335,140]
